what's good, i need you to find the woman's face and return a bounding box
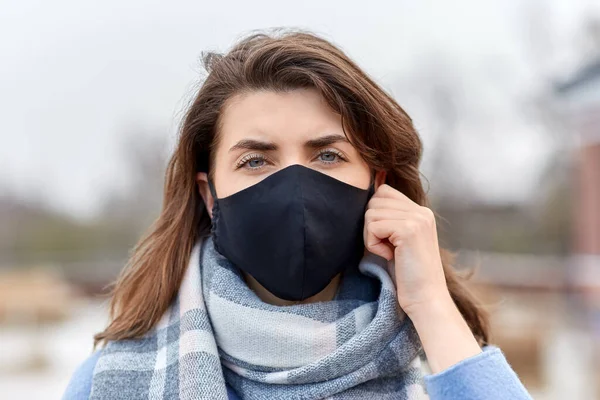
[197,88,377,210]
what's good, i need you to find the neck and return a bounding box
[243,272,342,306]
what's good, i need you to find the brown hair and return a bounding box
[94,29,489,348]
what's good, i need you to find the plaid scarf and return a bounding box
[90,237,425,399]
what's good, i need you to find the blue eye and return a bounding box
[320,153,337,162]
[237,154,268,170]
[247,158,265,168]
[317,149,346,164]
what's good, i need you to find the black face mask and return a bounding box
[208,164,374,301]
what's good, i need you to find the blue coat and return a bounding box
[62,345,532,399]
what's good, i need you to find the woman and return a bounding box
[63,30,533,399]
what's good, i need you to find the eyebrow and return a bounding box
[304,134,349,149]
[228,134,349,153]
[229,139,278,153]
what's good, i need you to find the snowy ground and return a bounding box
[0,298,597,399]
[0,299,108,399]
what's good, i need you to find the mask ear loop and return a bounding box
[207,179,218,200]
[367,170,377,198]
[206,179,222,252]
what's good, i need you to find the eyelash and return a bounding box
[235,148,348,170]
[236,153,268,170]
[315,148,347,164]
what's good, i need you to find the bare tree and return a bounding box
[98,125,169,233]
[391,53,478,207]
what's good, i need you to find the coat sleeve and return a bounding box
[424,345,533,400]
[61,350,102,400]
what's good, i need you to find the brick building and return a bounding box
[557,59,600,291]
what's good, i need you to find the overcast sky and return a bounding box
[1,0,598,219]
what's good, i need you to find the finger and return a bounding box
[369,189,419,212]
[367,197,436,223]
[365,208,413,223]
[367,219,423,248]
[364,220,404,260]
[363,219,395,261]
[366,239,395,261]
[367,197,412,212]
[373,184,415,204]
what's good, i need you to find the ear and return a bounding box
[196,172,214,219]
[374,170,387,189]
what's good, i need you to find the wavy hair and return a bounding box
[94,29,489,348]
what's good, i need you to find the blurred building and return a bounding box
[556,59,600,396]
[557,58,600,293]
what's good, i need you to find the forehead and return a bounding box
[217,88,343,146]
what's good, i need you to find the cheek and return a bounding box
[212,160,264,198]
[328,161,371,190]
[210,145,252,198]
[213,168,245,198]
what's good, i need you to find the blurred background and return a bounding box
[1,0,600,398]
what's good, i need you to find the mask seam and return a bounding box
[299,172,307,301]
[211,205,220,253]
[208,181,220,253]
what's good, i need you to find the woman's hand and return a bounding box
[363,184,448,315]
[363,184,482,373]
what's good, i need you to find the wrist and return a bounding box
[403,290,456,323]
[405,291,482,374]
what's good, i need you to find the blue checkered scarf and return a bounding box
[90,236,425,399]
